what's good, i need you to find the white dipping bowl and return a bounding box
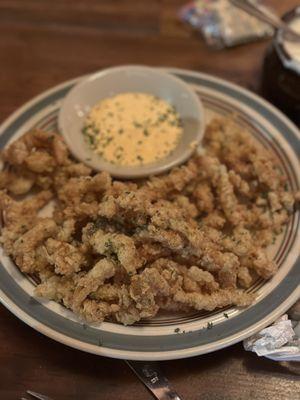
[58,65,204,179]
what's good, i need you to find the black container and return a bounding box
[262,7,300,125]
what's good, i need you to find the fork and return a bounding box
[21,390,53,400]
[230,0,300,42]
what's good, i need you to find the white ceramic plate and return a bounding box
[0,68,299,361]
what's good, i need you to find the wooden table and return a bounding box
[0,1,299,399]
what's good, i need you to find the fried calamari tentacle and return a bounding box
[147,157,199,194]
[243,249,278,279]
[2,130,69,166]
[136,242,172,265]
[80,299,119,323]
[193,182,215,213]
[72,258,116,313]
[237,267,257,288]
[222,228,253,257]
[171,195,199,218]
[0,190,53,228]
[44,238,86,276]
[228,169,251,197]
[129,270,165,319]
[53,162,92,189]
[173,288,254,311]
[186,266,219,292]
[58,172,111,206]
[90,284,120,302]
[115,285,142,325]
[0,169,35,195]
[88,229,143,275]
[25,151,56,173]
[136,225,185,252]
[35,274,79,308]
[12,218,58,273]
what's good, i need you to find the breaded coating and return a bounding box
[12,218,58,273]
[0,117,298,325]
[89,229,142,275]
[72,258,116,313]
[173,288,254,311]
[44,238,86,276]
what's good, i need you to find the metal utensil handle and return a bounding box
[230,0,283,28]
[230,0,300,42]
[126,361,183,400]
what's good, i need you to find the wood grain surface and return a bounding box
[0,1,300,399]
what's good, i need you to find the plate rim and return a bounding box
[1,282,298,361]
[0,67,299,360]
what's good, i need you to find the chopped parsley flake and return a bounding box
[207,322,213,330]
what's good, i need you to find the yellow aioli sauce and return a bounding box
[82,92,183,166]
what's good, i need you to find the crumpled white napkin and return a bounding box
[243,300,300,362]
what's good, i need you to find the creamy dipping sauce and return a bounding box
[82,93,183,166]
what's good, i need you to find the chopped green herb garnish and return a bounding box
[82,126,89,135]
[223,313,229,319]
[86,135,95,146]
[207,322,213,330]
[158,114,167,122]
[174,327,180,333]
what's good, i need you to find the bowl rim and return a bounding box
[58,65,204,179]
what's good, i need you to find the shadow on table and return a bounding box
[243,351,300,377]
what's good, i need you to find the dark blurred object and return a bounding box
[262,7,300,125]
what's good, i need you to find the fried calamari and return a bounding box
[0,117,298,325]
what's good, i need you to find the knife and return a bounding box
[126,360,183,400]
